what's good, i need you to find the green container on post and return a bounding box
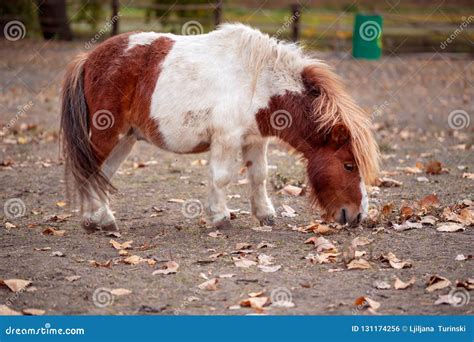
[352,14,383,60]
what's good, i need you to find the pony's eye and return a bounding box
[344,163,355,172]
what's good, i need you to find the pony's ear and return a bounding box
[330,124,350,145]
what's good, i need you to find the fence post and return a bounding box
[291,3,301,42]
[111,0,119,36]
[214,0,222,28]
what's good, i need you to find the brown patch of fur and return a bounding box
[188,141,211,154]
[129,37,174,146]
[83,34,175,161]
[61,33,175,205]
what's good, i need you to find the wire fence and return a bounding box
[2,0,473,53]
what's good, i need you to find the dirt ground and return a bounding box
[0,39,473,315]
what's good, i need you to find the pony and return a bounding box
[60,24,379,232]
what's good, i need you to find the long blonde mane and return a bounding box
[304,63,380,184]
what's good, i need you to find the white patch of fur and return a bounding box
[127,32,162,51]
[360,181,368,218]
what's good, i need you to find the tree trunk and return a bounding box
[36,0,72,40]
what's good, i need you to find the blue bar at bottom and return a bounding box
[0,315,472,342]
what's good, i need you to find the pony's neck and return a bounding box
[255,90,324,158]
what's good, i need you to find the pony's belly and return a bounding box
[160,126,211,154]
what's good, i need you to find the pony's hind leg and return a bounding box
[242,139,276,226]
[82,133,136,232]
[207,136,240,229]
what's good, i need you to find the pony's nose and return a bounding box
[336,208,348,225]
[336,208,362,226]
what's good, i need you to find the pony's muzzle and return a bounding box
[336,207,362,226]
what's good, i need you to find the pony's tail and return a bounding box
[59,54,113,206]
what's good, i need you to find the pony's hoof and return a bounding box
[259,215,275,226]
[215,218,233,230]
[82,221,99,233]
[101,221,119,232]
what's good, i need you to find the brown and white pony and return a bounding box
[60,24,379,232]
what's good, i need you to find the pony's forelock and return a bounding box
[303,63,380,184]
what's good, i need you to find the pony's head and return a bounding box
[307,124,368,225]
[301,64,379,225]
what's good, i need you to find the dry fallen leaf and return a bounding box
[219,274,235,278]
[351,236,374,248]
[56,201,67,207]
[377,177,402,187]
[110,288,132,296]
[354,296,380,311]
[22,308,45,316]
[257,253,274,266]
[380,252,412,269]
[249,290,265,298]
[305,236,336,253]
[109,239,133,250]
[123,255,144,265]
[89,259,112,268]
[381,203,395,217]
[280,204,297,218]
[65,275,81,282]
[347,258,372,270]
[458,208,473,225]
[233,256,257,268]
[400,206,414,220]
[462,172,474,180]
[34,247,51,251]
[0,305,22,315]
[0,279,31,292]
[373,280,391,290]
[152,261,179,275]
[393,221,422,231]
[5,222,17,230]
[394,276,416,290]
[455,254,473,261]
[208,230,223,238]
[425,161,442,175]
[209,252,225,260]
[402,165,423,174]
[305,252,340,264]
[281,184,303,196]
[258,265,282,273]
[240,296,268,310]
[456,279,474,290]
[419,194,440,209]
[42,227,65,236]
[420,215,438,225]
[257,241,275,249]
[436,223,465,232]
[236,243,251,250]
[198,278,219,291]
[426,275,451,292]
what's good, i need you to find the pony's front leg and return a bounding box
[207,137,240,229]
[242,139,276,226]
